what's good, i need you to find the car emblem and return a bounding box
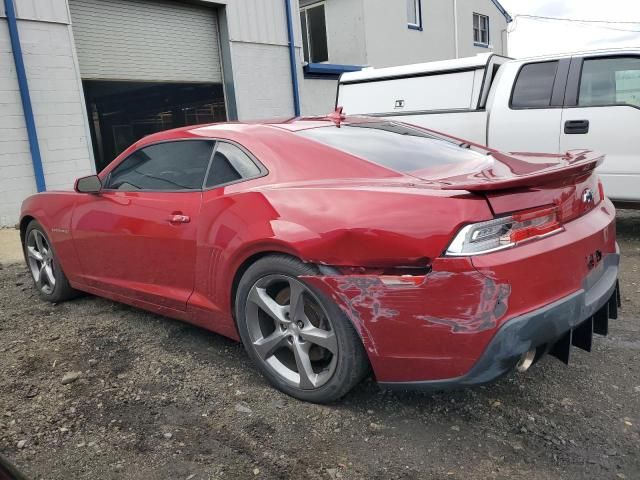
[582,189,595,204]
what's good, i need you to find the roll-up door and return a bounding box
[68,0,222,83]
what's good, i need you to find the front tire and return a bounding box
[24,220,78,303]
[235,255,369,403]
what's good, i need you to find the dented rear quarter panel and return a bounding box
[303,200,617,383]
[191,182,494,337]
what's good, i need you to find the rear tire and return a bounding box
[23,220,78,303]
[235,255,369,403]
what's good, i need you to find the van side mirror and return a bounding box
[75,175,102,194]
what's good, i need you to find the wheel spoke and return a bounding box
[253,330,287,359]
[293,340,317,389]
[299,326,338,354]
[248,287,288,324]
[36,263,45,285]
[27,246,43,262]
[34,232,45,254]
[44,264,56,287]
[289,279,306,321]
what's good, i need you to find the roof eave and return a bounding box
[491,0,513,23]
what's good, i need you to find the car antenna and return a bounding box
[327,106,346,127]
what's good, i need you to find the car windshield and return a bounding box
[296,121,484,173]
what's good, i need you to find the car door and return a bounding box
[188,141,267,322]
[488,59,569,153]
[72,140,215,311]
[561,55,640,203]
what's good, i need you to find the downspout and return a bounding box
[453,0,459,59]
[284,0,301,116]
[4,0,46,192]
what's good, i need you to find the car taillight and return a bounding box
[445,206,563,256]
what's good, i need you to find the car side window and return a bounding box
[106,140,214,191]
[579,57,640,108]
[205,142,261,188]
[511,61,559,108]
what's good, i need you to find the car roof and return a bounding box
[137,115,379,144]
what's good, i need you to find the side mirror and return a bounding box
[75,175,102,194]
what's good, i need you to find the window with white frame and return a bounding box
[300,2,328,63]
[473,13,489,46]
[407,0,422,30]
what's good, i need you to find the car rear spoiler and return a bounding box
[438,150,604,192]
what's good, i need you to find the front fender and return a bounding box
[20,192,82,282]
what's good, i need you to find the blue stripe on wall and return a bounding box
[284,0,301,117]
[5,0,46,192]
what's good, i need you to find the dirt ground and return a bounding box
[0,212,639,480]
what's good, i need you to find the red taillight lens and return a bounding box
[446,205,564,256]
[509,206,562,243]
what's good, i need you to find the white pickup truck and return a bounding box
[337,50,640,206]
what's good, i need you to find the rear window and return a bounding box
[511,61,559,108]
[296,122,479,173]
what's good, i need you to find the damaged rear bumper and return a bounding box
[379,250,621,392]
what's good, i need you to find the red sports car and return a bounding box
[20,115,620,402]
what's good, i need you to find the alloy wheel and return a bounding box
[245,274,338,390]
[26,230,56,295]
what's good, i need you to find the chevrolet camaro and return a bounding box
[20,114,621,402]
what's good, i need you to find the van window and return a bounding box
[511,61,559,108]
[297,122,486,173]
[579,57,640,108]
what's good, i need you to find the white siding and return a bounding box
[13,0,71,24]
[301,77,337,115]
[220,0,301,119]
[68,0,222,82]
[227,0,289,45]
[232,42,295,119]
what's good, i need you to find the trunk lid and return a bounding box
[411,149,605,221]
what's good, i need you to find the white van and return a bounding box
[338,50,640,206]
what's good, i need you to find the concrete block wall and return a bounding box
[0,0,93,227]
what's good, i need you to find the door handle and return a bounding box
[564,119,589,134]
[168,214,190,224]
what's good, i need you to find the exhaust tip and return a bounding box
[516,348,536,373]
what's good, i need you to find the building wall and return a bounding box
[455,0,508,58]
[298,0,510,116]
[212,0,302,120]
[300,0,366,66]
[0,0,93,227]
[362,0,508,68]
[0,0,303,226]
[297,0,367,115]
[300,76,337,115]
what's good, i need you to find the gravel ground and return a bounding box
[0,212,639,480]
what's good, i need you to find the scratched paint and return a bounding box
[305,270,511,334]
[302,269,512,381]
[416,278,511,333]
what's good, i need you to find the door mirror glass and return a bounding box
[75,175,102,194]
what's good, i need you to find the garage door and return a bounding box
[68,0,222,83]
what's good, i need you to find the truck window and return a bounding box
[511,61,559,108]
[579,57,640,108]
